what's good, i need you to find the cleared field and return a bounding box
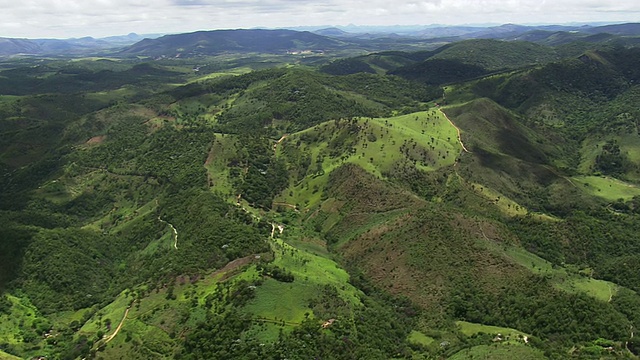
[408,330,435,346]
[242,228,362,341]
[555,277,616,303]
[457,321,529,338]
[574,175,640,201]
[482,241,618,302]
[0,350,22,360]
[449,344,546,360]
[204,133,241,201]
[470,182,528,217]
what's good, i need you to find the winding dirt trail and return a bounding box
[439,108,470,153]
[157,215,178,250]
[273,134,288,153]
[608,284,614,303]
[154,200,178,249]
[104,306,130,344]
[272,202,298,211]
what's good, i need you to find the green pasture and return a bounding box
[408,330,435,346]
[0,294,54,359]
[0,295,41,346]
[482,241,618,302]
[85,87,138,103]
[555,277,616,303]
[449,344,546,360]
[188,67,253,83]
[574,175,640,201]
[470,182,528,217]
[79,290,132,336]
[580,134,640,180]
[0,350,22,360]
[204,133,240,200]
[242,228,362,341]
[457,321,529,338]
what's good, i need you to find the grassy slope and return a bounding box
[56,210,362,357]
[0,351,21,360]
[449,344,547,360]
[457,321,529,338]
[243,233,362,341]
[479,238,617,302]
[573,175,640,201]
[274,110,459,210]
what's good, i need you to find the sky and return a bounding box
[0,0,639,39]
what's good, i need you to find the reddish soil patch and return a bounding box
[86,135,106,145]
[210,254,259,281]
[204,144,216,166]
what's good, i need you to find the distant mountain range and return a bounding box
[0,33,160,57]
[0,23,639,58]
[118,29,346,58]
[311,22,640,40]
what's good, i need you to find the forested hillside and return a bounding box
[2,35,640,360]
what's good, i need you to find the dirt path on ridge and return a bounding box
[104,306,130,344]
[273,134,288,153]
[439,108,470,153]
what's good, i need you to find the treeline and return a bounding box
[0,62,183,95]
[509,210,640,292]
[448,275,630,344]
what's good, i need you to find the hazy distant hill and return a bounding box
[119,29,348,57]
[0,33,152,57]
[310,22,640,43]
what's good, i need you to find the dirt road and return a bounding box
[439,108,470,153]
[104,306,131,344]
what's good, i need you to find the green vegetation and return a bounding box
[449,344,547,360]
[456,321,529,338]
[574,175,640,201]
[3,37,640,360]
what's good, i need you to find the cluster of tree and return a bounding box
[19,227,125,313]
[595,139,631,176]
[256,264,294,282]
[320,58,376,75]
[509,210,640,292]
[391,58,488,86]
[139,189,270,278]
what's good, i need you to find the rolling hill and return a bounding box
[3,33,640,360]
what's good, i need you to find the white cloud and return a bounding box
[0,0,638,38]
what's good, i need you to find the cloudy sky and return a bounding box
[1,0,638,39]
